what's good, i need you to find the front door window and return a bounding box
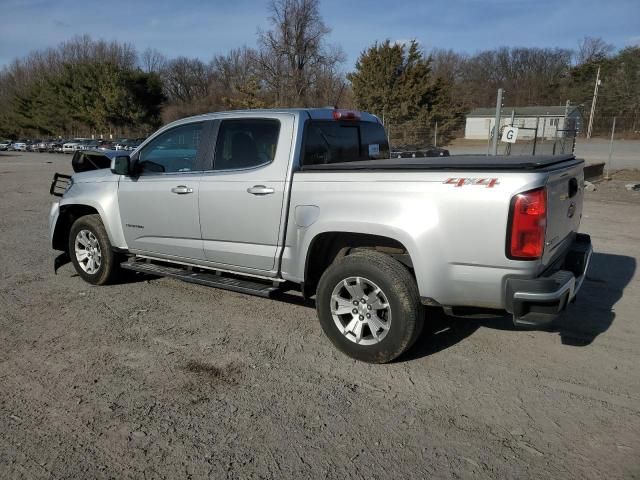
[138,123,204,174]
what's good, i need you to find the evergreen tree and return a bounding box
[10,61,164,137]
[348,40,463,147]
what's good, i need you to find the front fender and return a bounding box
[49,200,61,248]
[56,180,127,249]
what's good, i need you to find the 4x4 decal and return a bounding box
[444,178,500,188]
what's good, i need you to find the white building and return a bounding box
[464,105,583,140]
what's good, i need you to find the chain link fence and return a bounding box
[503,114,578,156]
[497,124,577,156]
[484,115,638,157]
[587,116,640,140]
[383,116,582,156]
[385,123,437,151]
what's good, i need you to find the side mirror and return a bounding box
[110,155,131,175]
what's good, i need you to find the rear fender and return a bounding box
[283,219,443,298]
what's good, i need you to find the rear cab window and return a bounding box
[302,120,389,166]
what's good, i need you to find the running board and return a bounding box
[120,260,280,298]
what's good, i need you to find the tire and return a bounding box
[68,214,120,285]
[316,250,424,363]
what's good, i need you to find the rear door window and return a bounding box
[213,119,281,171]
[302,121,389,166]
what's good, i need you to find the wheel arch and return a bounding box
[52,203,126,253]
[301,231,415,298]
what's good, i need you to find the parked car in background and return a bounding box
[79,140,100,151]
[391,145,450,158]
[96,140,116,151]
[78,139,118,151]
[113,139,129,150]
[37,140,53,152]
[0,140,12,151]
[114,138,144,151]
[62,142,78,154]
[12,142,27,151]
[48,141,64,153]
[63,140,86,154]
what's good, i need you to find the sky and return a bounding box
[0,0,638,69]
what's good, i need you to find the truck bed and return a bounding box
[300,154,583,172]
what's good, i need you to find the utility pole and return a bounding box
[586,66,601,140]
[606,116,616,179]
[491,88,504,155]
[434,121,438,147]
[532,117,540,156]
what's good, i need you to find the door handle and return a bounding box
[247,185,275,195]
[171,185,193,194]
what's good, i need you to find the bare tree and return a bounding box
[140,48,168,73]
[161,57,212,104]
[212,47,258,92]
[576,37,614,65]
[430,48,466,85]
[457,46,572,107]
[210,47,268,109]
[256,0,344,106]
[57,35,137,69]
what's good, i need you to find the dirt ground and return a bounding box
[1,152,639,479]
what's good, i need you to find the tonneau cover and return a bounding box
[300,154,582,172]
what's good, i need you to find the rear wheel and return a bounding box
[316,250,424,363]
[68,214,120,285]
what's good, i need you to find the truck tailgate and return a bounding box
[542,161,585,266]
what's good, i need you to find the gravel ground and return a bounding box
[1,152,639,479]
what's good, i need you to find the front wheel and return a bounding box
[316,250,424,363]
[68,214,120,285]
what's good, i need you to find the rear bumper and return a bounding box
[505,233,592,326]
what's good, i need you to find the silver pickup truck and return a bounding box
[49,108,592,363]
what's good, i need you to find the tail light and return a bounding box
[332,109,360,121]
[507,187,546,260]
